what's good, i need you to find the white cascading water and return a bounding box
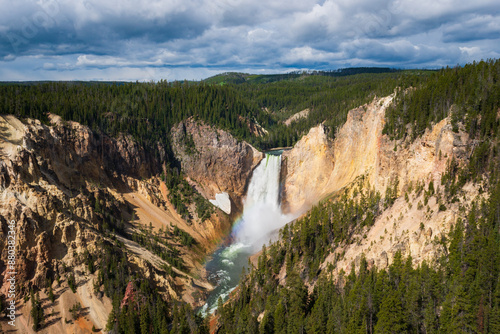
[246,154,281,209]
[200,153,294,315]
[234,153,290,248]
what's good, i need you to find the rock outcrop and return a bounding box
[281,124,335,213]
[171,118,264,214]
[281,93,469,214]
[284,108,310,126]
[1,114,161,297]
[239,115,269,137]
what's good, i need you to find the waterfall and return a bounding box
[201,152,293,315]
[233,153,288,248]
[245,154,281,211]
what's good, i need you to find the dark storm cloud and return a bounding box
[0,0,212,58]
[0,0,499,81]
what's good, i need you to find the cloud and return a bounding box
[281,46,343,67]
[443,14,500,42]
[0,0,499,80]
[0,0,214,57]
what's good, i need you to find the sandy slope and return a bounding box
[0,115,26,160]
[284,108,310,126]
[123,188,206,244]
[2,274,109,334]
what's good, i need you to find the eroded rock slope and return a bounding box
[0,115,237,333]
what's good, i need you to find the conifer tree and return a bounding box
[374,291,407,334]
[30,291,43,332]
[274,300,286,334]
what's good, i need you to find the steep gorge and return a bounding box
[0,89,489,333]
[176,92,479,320]
[1,62,498,333]
[171,117,264,216]
[0,114,251,333]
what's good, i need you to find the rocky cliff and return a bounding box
[280,93,474,274]
[0,114,148,292]
[171,117,264,215]
[280,124,335,214]
[0,115,231,333]
[281,93,469,213]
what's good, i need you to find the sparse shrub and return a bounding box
[48,285,55,303]
[30,291,43,332]
[68,273,77,293]
[70,302,82,320]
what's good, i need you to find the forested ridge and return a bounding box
[216,178,500,333]
[384,59,500,141]
[0,68,426,153]
[216,59,500,333]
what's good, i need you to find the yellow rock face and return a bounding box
[281,93,470,215]
[281,124,335,214]
[280,93,476,280]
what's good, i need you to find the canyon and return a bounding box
[0,114,242,333]
[0,92,479,333]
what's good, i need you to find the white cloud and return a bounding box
[75,55,164,68]
[282,46,344,65]
[0,0,499,80]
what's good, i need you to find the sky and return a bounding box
[0,0,499,81]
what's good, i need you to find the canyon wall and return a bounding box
[0,115,235,332]
[280,93,473,275]
[281,93,469,214]
[280,124,335,214]
[0,114,159,292]
[171,117,264,215]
